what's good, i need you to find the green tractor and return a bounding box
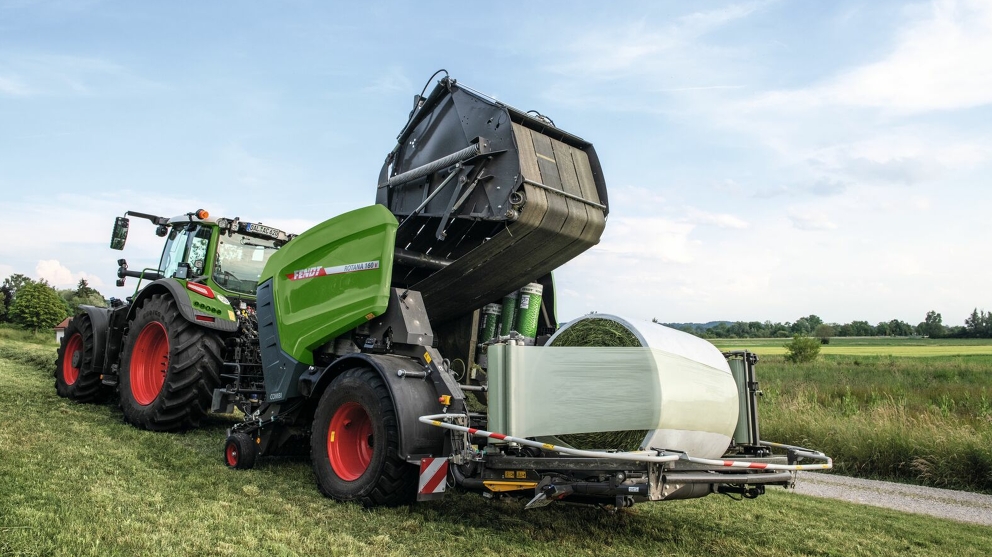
[54,209,292,431]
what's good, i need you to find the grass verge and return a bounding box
[754,354,992,492]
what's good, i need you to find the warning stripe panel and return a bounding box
[418,457,448,495]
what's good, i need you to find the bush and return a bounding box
[784,334,820,363]
[8,282,68,332]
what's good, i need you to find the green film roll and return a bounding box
[514,283,543,344]
[500,291,519,336]
[481,303,501,343]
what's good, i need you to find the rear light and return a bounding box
[186,281,215,299]
[194,315,216,322]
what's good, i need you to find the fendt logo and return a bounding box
[286,260,380,281]
[291,266,325,280]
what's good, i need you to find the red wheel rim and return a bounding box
[327,402,373,481]
[130,321,169,406]
[62,333,82,385]
[226,443,238,467]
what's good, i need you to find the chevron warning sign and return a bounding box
[417,457,449,501]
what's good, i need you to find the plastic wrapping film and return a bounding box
[487,314,739,458]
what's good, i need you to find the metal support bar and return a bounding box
[396,165,462,230]
[394,248,453,271]
[522,179,607,211]
[663,471,794,485]
[436,159,488,240]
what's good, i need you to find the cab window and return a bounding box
[159,225,212,278]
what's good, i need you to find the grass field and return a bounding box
[711,337,992,493]
[1,336,990,556]
[713,337,992,357]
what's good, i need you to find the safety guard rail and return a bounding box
[419,413,832,471]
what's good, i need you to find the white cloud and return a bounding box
[0,75,31,96]
[35,259,104,288]
[365,67,413,94]
[593,217,695,263]
[684,208,749,229]
[556,2,764,79]
[788,211,837,231]
[755,0,992,113]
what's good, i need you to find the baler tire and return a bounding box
[54,315,105,402]
[119,293,223,431]
[311,367,418,507]
[224,432,258,470]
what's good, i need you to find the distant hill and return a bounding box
[659,321,730,331]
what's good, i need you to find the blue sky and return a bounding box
[2,0,990,326]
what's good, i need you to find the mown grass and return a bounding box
[752,353,992,492]
[2,338,991,556]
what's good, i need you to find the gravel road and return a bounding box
[791,472,992,526]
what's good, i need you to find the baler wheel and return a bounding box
[54,315,105,402]
[224,432,258,470]
[119,293,222,431]
[311,367,418,507]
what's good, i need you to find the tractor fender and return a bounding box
[300,353,445,462]
[76,305,111,372]
[127,279,239,333]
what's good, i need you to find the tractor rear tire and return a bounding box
[224,432,259,470]
[54,315,105,402]
[119,293,222,431]
[311,367,418,507]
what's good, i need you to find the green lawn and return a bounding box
[1,335,991,556]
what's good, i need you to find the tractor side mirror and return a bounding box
[111,217,130,250]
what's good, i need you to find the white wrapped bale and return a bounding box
[486,314,739,459]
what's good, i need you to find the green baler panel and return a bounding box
[260,205,397,364]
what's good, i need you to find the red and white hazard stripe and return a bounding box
[417,457,449,501]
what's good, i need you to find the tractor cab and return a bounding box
[111,209,293,301]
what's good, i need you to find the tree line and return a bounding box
[3,269,990,341]
[1,273,107,332]
[660,309,992,339]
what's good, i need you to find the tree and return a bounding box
[9,282,69,332]
[813,323,835,344]
[0,273,36,323]
[888,319,915,337]
[964,308,992,338]
[58,278,107,315]
[847,320,874,337]
[784,334,821,363]
[918,310,944,338]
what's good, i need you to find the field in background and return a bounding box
[711,337,992,493]
[713,337,992,357]
[1,335,989,556]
